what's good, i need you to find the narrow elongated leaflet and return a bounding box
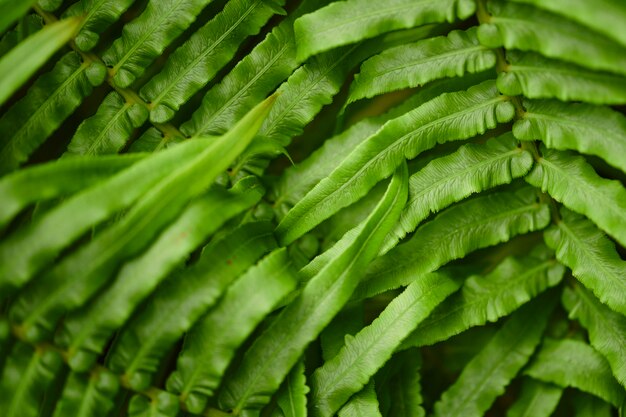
[505,378,562,417]
[219,163,408,414]
[51,370,120,417]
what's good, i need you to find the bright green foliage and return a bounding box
[524,339,626,407]
[1,1,626,417]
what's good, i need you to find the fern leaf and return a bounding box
[0,16,80,107]
[63,0,137,51]
[526,147,626,247]
[361,187,550,298]
[433,295,555,417]
[166,248,298,413]
[59,179,264,371]
[337,382,382,417]
[506,378,562,417]
[127,391,179,417]
[387,133,533,250]
[0,139,205,295]
[572,392,613,417]
[514,99,626,174]
[0,14,44,57]
[8,97,275,341]
[310,271,459,417]
[277,80,515,245]
[524,338,626,407]
[67,91,149,155]
[218,163,408,415]
[276,360,309,417]
[497,51,626,105]
[107,221,276,390]
[51,370,120,417]
[348,28,496,104]
[293,0,476,62]
[0,153,144,229]
[141,0,283,123]
[478,0,626,76]
[0,52,107,174]
[0,0,37,34]
[0,342,64,417]
[102,0,214,88]
[562,285,626,387]
[403,246,564,348]
[387,350,425,417]
[544,209,626,316]
[508,0,626,47]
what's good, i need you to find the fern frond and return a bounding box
[140,0,283,123]
[544,209,626,316]
[166,248,298,413]
[293,0,476,62]
[107,221,276,389]
[524,338,626,407]
[348,27,496,104]
[102,0,214,88]
[478,0,626,75]
[497,51,626,104]
[310,271,459,417]
[51,370,120,417]
[387,133,533,250]
[513,99,626,174]
[218,163,407,415]
[562,285,626,387]
[67,91,148,155]
[276,359,309,417]
[362,187,550,297]
[277,80,515,245]
[128,390,179,417]
[387,350,425,417]
[506,378,562,417]
[433,295,555,417]
[0,52,106,174]
[526,147,626,247]
[337,382,382,417]
[403,245,563,348]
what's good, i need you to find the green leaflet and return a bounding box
[276,80,515,245]
[128,391,179,417]
[506,378,562,417]
[387,351,425,417]
[386,133,533,251]
[0,14,44,57]
[63,0,137,51]
[544,209,626,316]
[0,52,107,174]
[52,370,120,417]
[0,0,37,34]
[276,360,309,417]
[310,271,460,417]
[348,27,496,104]
[526,147,626,248]
[8,96,275,341]
[293,0,476,62]
[37,0,62,12]
[433,295,556,417]
[562,285,626,387]
[359,187,550,300]
[102,0,214,88]
[59,178,264,371]
[508,0,626,47]
[0,17,80,107]
[572,392,613,417]
[337,382,382,417]
[524,338,626,407]
[166,248,299,413]
[403,245,564,348]
[67,91,148,155]
[107,221,276,390]
[497,51,626,105]
[514,99,626,174]
[0,139,206,295]
[0,153,145,229]
[141,0,283,123]
[478,0,626,76]
[218,163,408,415]
[0,342,64,417]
